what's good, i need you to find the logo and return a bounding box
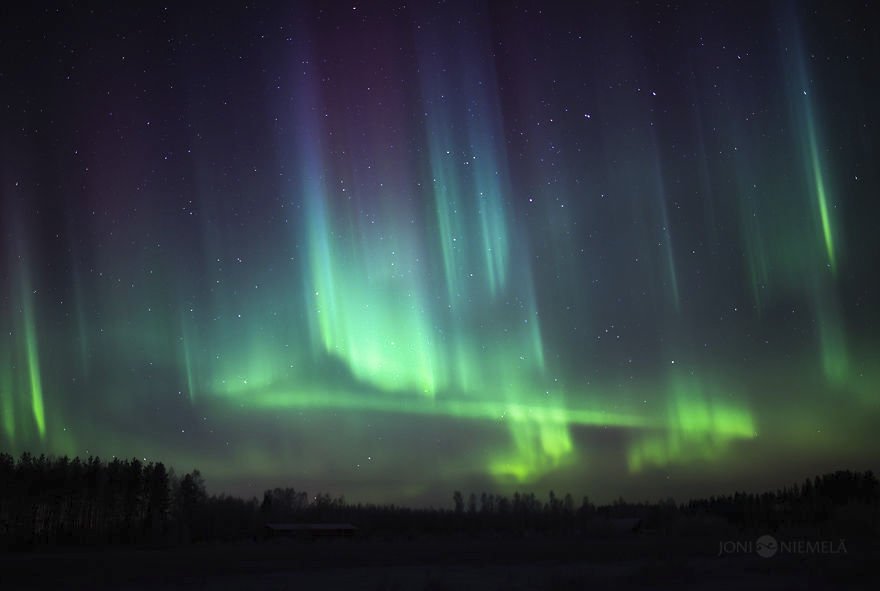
[718,534,846,558]
[755,534,778,558]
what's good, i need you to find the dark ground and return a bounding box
[1,533,877,590]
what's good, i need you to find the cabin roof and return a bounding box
[265,523,357,531]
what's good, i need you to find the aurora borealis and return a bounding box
[1,1,878,505]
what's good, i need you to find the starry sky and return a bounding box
[1,1,878,505]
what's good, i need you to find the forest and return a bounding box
[0,452,877,549]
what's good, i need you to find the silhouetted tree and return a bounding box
[452,491,464,515]
[143,462,170,538]
[1,453,877,547]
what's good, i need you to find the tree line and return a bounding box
[1,452,877,548]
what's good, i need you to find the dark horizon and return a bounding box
[3,451,878,589]
[2,1,879,507]
[2,450,879,512]
[3,450,877,528]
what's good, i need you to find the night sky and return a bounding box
[1,1,878,505]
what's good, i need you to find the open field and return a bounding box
[1,533,876,590]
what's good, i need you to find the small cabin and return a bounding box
[264,523,358,540]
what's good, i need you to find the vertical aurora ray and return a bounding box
[426,126,468,305]
[19,268,46,440]
[410,12,574,480]
[785,19,848,383]
[263,10,570,481]
[740,198,771,309]
[800,77,836,273]
[817,309,848,385]
[805,104,836,272]
[522,267,546,372]
[647,134,680,312]
[179,310,197,402]
[465,66,511,297]
[417,20,513,304]
[291,42,446,396]
[781,15,838,273]
[64,212,92,379]
[728,133,776,313]
[627,372,755,472]
[290,47,345,361]
[725,14,851,390]
[490,413,575,483]
[72,271,91,378]
[658,200,681,313]
[813,283,849,385]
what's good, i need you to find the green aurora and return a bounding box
[0,2,878,504]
